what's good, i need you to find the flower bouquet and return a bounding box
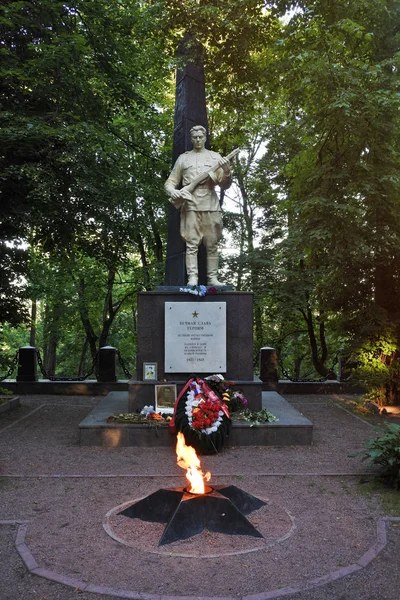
[170,377,232,454]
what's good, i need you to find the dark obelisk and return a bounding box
[164,35,208,286]
[127,35,262,414]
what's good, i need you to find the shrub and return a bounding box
[351,336,400,405]
[356,423,400,489]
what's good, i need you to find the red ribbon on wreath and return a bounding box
[168,377,230,434]
[168,377,194,434]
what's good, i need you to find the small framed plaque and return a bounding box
[143,362,157,381]
[155,384,176,413]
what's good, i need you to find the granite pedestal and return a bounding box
[129,291,262,412]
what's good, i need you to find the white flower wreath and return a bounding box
[185,381,225,435]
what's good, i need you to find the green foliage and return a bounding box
[107,413,168,426]
[352,337,397,382]
[356,422,400,489]
[0,243,28,326]
[0,0,174,372]
[229,0,400,387]
[2,0,400,388]
[358,479,400,515]
[0,387,13,396]
[233,408,278,426]
[281,1,400,322]
[0,322,29,371]
[159,0,278,114]
[1,0,172,324]
[351,336,400,405]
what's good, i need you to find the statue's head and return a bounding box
[190,125,207,137]
[190,125,207,150]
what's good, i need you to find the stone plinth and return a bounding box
[129,377,262,412]
[79,391,313,447]
[259,346,279,384]
[16,346,38,382]
[128,291,262,412]
[0,396,20,415]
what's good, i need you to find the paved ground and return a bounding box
[0,393,399,600]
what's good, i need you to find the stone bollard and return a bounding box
[97,346,117,382]
[16,346,38,382]
[337,348,344,382]
[259,347,279,383]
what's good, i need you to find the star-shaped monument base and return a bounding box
[119,485,266,546]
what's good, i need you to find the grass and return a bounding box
[0,396,16,405]
[0,477,16,491]
[0,386,13,396]
[335,395,400,428]
[358,479,400,516]
[335,395,378,421]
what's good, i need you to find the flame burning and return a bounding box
[176,432,211,494]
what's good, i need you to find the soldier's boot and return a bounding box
[207,256,223,286]
[186,254,198,286]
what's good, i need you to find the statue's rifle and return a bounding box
[181,147,240,195]
[172,147,240,208]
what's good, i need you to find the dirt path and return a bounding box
[0,393,399,600]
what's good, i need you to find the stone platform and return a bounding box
[78,391,313,447]
[128,377,263,412]
[0,395,20,415]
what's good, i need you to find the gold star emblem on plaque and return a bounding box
[192,311,199,318]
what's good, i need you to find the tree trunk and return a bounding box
[78,337,89,377]
[146,203,163,264]
[253,302,264,361]
[77,277,98,362]
[43,303,62,376]
[98,269,137,350]
[236,168,264,350]
[136,230,151,290]
[293,355,305,379]
[98,269,123,348]
[29,299,37,347]
[318,316,328,365]
[301,305,328,377]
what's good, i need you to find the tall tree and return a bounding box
[262,0,400,383]
[1,0,172,323]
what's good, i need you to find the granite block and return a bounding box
[79,391,312,447]
[136,291,255,382]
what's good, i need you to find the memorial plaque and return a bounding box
[165,302,226,373]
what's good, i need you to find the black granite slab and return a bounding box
[78,391,313,447]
